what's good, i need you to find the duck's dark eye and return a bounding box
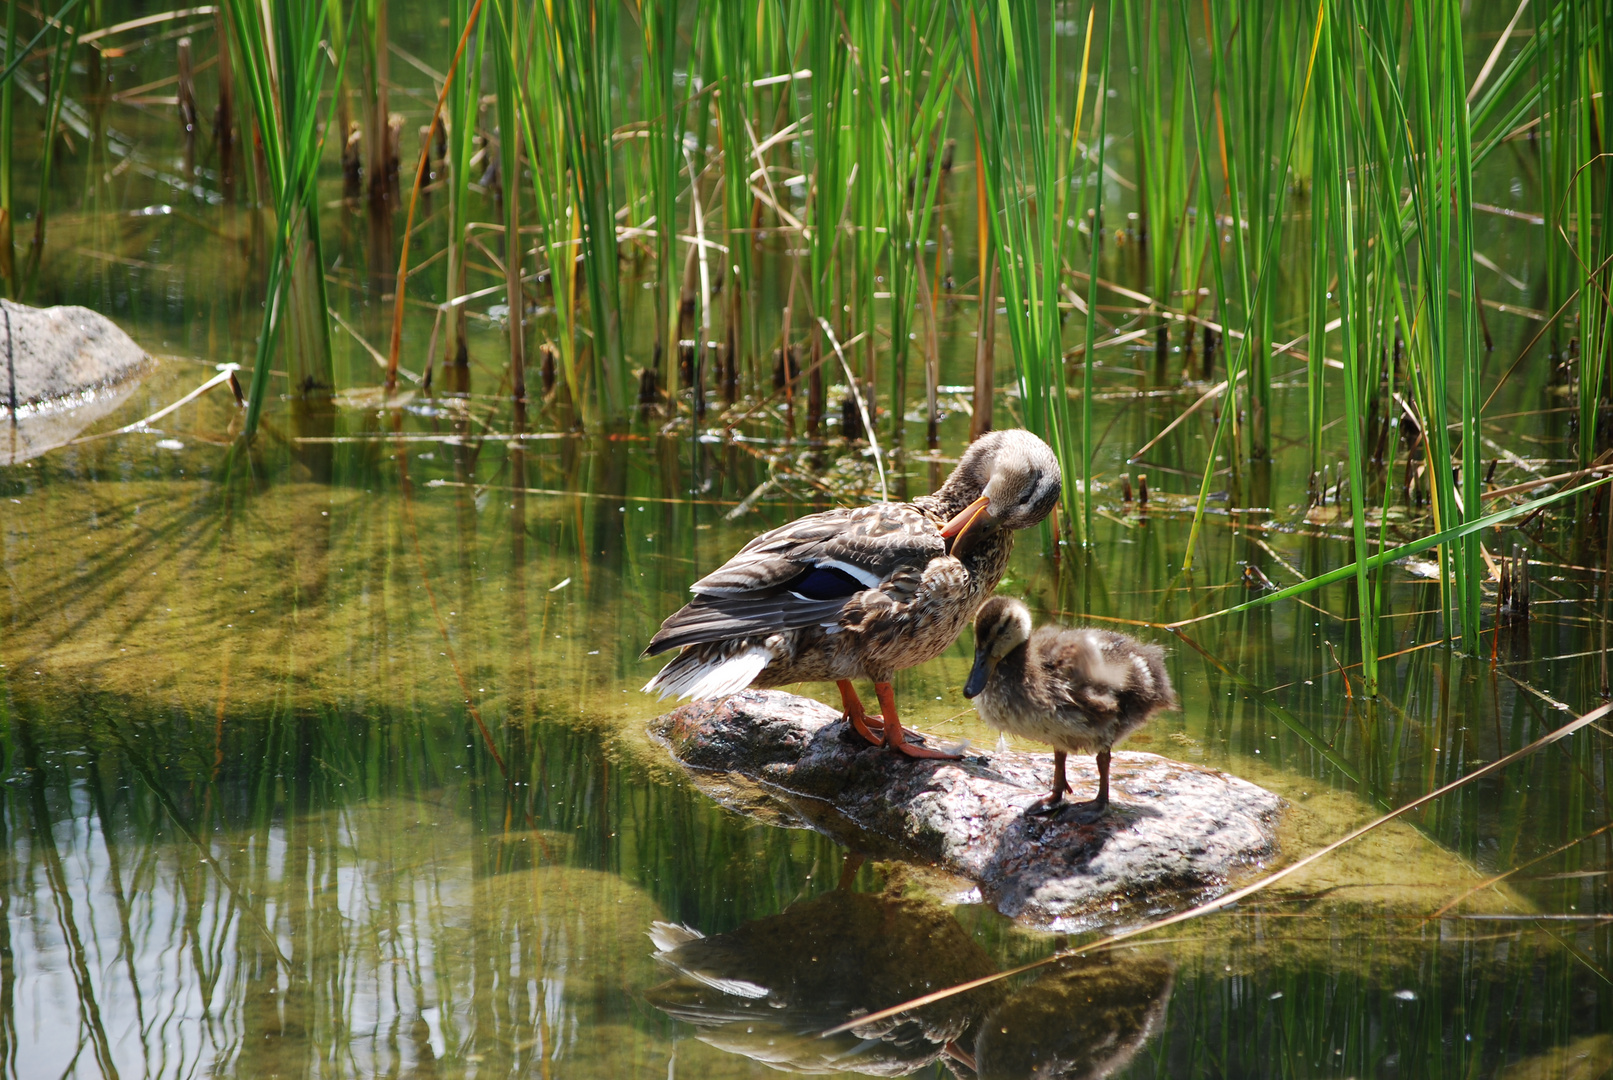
[1021,470,1042,504]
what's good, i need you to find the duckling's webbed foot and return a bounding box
[1027,791,1109,819]
[1065,792,1110,816]
[1025,750,1107,816]
[1025,793,1067,817]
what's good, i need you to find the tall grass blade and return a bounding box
[956,0,1081,537]
[639,0,682,401]
[443,0,487,376]
[385,0,485,393]
[546,0,626,415]
[0,0,18,294]
[492,0,526,397]
[226,0,344,439]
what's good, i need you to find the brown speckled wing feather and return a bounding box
[645,503,946,656]
[687,505,943,595]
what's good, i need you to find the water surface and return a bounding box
[1,7,1610,1077]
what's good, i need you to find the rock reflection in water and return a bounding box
[2,373,148,464]
[647,888,999,1075]
[976,956,1173,1080]
[645,887,1174,1078]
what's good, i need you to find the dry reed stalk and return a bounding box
[387,0,487,389]
[823,699,1613,1036]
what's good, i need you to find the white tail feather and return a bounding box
[642,646,772,702]
[648,920,704,952]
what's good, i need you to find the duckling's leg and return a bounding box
[1026,750,1071,815]
[837,680,886,746]
[1066,749,1112,814]
[1087,748,1113,811]
[875,682,963,760]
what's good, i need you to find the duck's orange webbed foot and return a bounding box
[875,682,963,760]
[837,681,886,746]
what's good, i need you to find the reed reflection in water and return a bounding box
[0,671,859,1079]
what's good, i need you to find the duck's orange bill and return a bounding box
[940,495,994,556]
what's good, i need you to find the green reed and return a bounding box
[848,2,886,419]
[0,0,17,295]
[904,4,961,450]
[639,0,682,399]
[1564,1,1612,472]
[224,0,345,438]
[17,0,82,298]
[710,0,756,402]
[1174,0,1259,575]
[511,0,583,406]
[1077,8,1111,546]
[443,0,485,375]
[491,0,525,396]
[1219,0,1303,462]
[957,0,1085,537]
[802,0,851,434]
[545,0,626,416]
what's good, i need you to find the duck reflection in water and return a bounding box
[644,884,1173,1078]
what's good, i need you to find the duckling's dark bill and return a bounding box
[962,649,993,699]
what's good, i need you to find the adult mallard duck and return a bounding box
[964,596,1176,814]
[643,430,1062,758]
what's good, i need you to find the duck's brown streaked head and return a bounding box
[938,431,1063,557]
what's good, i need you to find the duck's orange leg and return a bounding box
[837,681,885,746]
[875,682,962,760]
[944,1041,978,1072]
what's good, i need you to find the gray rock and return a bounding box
[653,689,1286,929]
[3,299,154,464]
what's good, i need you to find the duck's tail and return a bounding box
[642,643,772,702]
[647,920,704,953]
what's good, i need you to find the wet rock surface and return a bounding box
[3,299,153,464]
[653,689,1286,927]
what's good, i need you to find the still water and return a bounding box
[2,8,1611,1080]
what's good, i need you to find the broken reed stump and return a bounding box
[1499,543,1531,625]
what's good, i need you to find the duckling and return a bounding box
[643,430,1062,759]
[963,596,1176,815]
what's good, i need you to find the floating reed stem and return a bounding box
[177,37,197,177]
